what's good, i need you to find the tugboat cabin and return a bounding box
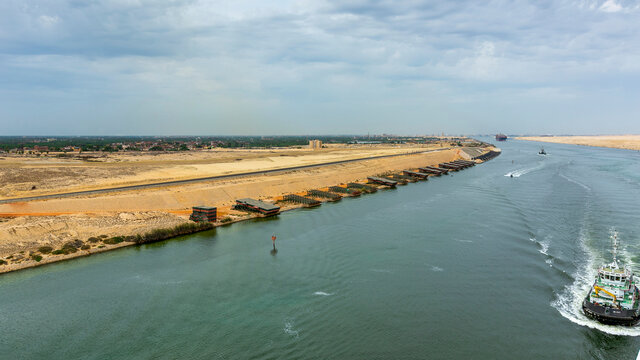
[590,265,638,309]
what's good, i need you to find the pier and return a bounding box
[328,186,361,197]
[347,182,378,193]
[307,189,342,202]
[281,194,322,207]
[367,176,398,187]
[402,170,429,180]
[419,166,448,175]
[234,198,281,216]
[388,174,418,183]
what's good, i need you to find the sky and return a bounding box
[1,0,639,136]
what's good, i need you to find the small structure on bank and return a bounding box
[307,189,342,202]
[403,170,429,180]
[235,198,281,216]
[280,194,322,207]
[367,176,397,187]
[329,186,361,197]
[347,182,377,193]
[420,166,448,175]
[190,206,217,222]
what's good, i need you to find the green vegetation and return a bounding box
[31,254,43,262]
[87,237,100,243]
[220,217,232,223]
[0,135,475,153]
[38,246,53,254]
[136,222,214,245]
[103,236,124,245]
[80,245,91,250]
[124,235,141,242]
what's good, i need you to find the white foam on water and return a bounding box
[559,173,592,192]
[504,163,544,178]
[539,240,550,256]
[431,266,444,272]
[284,320,299,338]
[545,258,553,267]
[457,239,473,243]
[552,229,640,336]
[313,291,333,296]
[370,269,392,273]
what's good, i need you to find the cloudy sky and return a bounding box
[1,0,639,135]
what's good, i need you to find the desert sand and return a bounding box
[517,135,640,151]
[0,143,493,273]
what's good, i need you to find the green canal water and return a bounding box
[3,138,640,359]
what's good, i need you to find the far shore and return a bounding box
[516,135,640,151]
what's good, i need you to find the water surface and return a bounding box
[2,138,640,359]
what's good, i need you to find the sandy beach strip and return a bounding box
[516,135,640,151]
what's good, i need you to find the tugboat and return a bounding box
[538,147,547,155]
[582,231,640,326]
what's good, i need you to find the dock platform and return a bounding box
[235,198,281,216]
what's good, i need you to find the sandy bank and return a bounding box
[517,135,640,151]
[0,145,493,274]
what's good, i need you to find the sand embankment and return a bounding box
[0,145,486,273]
[517,135,640,151]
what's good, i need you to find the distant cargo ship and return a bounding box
[495,134,507,141]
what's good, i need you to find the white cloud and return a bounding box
[599,0,623,12]
[38,15,60,27]
[1,0,640,134]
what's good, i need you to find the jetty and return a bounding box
[347,182,378,193]
[381,176,407,185]
[328,186,361,197]
[419,166,448,175]
[235,198,281,216]
[388,174,417,183]
[402,170,429,180]
[307,189,342,202]
[281,194,322,207]
[438,161,469,171]
[367,176,398,187]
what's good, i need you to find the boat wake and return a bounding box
[505,163,544,178]
[284,319,300,338]
[559,173,592,192]
[552,228,640,336]
[313,291,333,296]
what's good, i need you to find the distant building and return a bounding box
[309,139,322,150]
[33,145,49,153]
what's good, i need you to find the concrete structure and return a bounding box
[459,147,484,160]
[309,139,322,150]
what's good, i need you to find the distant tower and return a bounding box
[309,139,322,150]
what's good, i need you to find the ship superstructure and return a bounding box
[582,231,640,325]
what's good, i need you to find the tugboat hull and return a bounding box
[582,299,640,326]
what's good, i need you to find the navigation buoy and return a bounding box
[270,234,277,255]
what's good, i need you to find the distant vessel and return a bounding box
[582,231,640,326]
[495,134,507,141]
[538,147,546,155]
